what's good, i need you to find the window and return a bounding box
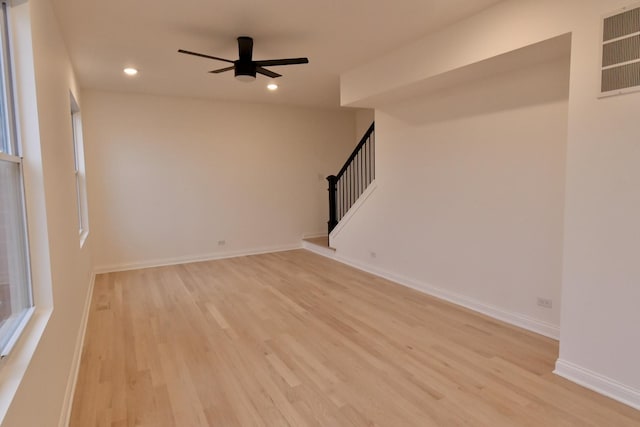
[70,93,89,245]
[0,1,33,356]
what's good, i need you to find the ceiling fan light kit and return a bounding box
[179,36,309,82]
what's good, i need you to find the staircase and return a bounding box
[326,122,375,234]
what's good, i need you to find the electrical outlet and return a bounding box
[218,240,226,246]
[537,297,552,309]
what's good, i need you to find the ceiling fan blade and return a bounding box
[254,58,309,67]
[237,36,253,61]
[178,49,234,64]
[209,66,235,74]
[256,67,282,78]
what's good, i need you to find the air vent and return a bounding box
[600,4,640,97]
[603,7,640,41]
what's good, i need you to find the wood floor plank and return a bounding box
[70,250,640,426]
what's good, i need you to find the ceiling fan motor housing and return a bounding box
[234,60,256,81]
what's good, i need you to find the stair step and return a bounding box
[302,236,336,252]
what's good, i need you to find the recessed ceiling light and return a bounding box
[267,83,278,91]
[123,67,138,76]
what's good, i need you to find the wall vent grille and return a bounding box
[602,61,640,92]
[600,4,640,97]
[603,7,640,41]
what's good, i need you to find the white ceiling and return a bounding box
[51,0,504,108]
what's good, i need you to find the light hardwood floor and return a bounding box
[70,250,640,426]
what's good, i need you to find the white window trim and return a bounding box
[0,307,33,358]
[0,151,18,162]
[0,0,33,357]
[70,93,89,247]
[0,1,56,422]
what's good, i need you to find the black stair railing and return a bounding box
[327,122,375,233]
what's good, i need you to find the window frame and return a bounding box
[69,92,89,246]
[0,0,34,359]
[0,0,17,157]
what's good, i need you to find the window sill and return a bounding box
[0,307,52,423]
[0,307,35,358]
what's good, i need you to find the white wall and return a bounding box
[1,0,94,425]
[339,0,640,409]
[83,90,355,271]
[559,1,640,404]
[333,57,569,336]
[355,108,374,141]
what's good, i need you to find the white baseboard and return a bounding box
[304,249,559,340]
[94,243,302,274]
[554,359,640,410]
[58,272,96,427]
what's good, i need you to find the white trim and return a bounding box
[303,247,559,340]
[301,239,336,258]
[79,229,88,248]
[603,30,640,45]
[0,308,52,425]
[329,180,377,241]
[0,151,20,162]
[554,359,640,410]
[58,273,95,427]
[0,307,34,357]
[94,244,302,274]
[601,58,640,70]
[301,232,327,240]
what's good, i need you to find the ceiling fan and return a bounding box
[178,36,309,82]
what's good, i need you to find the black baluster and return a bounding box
[327,175,337,233]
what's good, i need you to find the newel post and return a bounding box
[327,175,338,234]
